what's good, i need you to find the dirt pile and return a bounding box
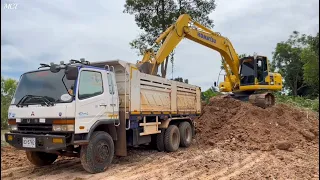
[195,96,319,151]
[1,146,31,171]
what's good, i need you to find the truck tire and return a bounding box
[26,151,58,166]
[179,121,193,147]
[156,129,165,152]
[80,131,114,174]
[164,125,180,152]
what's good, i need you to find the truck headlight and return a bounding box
[9,124,17,131]
[52,125,74,131]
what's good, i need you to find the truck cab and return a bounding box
[5,59,201,173]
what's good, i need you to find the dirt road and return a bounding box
[1,97,319,179]
[1,142,318,180]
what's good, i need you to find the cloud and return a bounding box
[1,0,319,91]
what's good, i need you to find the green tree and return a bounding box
[201,86,219,103]
[172,76,189,84]
[300,32,319,96]
[220,53,248,70]
[238,53,248,59]
[1,76,18,129]
[124,0,216,77]
[272,31,319,98]
[272,31,306,97]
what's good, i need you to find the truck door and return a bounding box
[75,68,108,133]
[106,72,119,120]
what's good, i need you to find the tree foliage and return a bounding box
[201,86,220,103]
[1,76,18,129]
[220,53,248,70]
[300,32,319,94]
[124,0,216,77]
[272,31,319,98]
[238,53,248,59]
[172,76,189,84]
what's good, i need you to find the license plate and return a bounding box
[22,137,36,148]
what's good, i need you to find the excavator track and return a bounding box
[248,93,275,109]
[222,92,275,109]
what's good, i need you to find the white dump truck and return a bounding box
[5,59,201,173]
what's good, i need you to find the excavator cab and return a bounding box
[239,57,255,85]
[239,56,269,86]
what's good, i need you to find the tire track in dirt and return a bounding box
[1,146,318,180]
[172,149,240,180]
[123,149,222,180]
[98,157,180,179]
[116,154,204,180]
[217,153,267,180]
[2,159,83,180]
[173,149,222,180]
[196,152,263,180]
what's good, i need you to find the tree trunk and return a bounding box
[161,57,169,78]
[160,0,168,78]
[293,76,298,96]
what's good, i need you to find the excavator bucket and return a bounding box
[137,62,153,74]
[248,93,275,109]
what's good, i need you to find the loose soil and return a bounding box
[1,96,319,180]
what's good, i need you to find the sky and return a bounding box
[1,0,319,91]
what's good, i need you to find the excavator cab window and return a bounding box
[239,57,255,85]
[256,57,268,85]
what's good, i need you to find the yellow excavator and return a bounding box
[136,14,283,108]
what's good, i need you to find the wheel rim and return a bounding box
[94,140,110,164]
[172,131,178,147]
[185,127,192,142]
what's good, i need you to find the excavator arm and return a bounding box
[138,14,241,90]
[137,14,283,108]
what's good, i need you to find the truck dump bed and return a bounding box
[91,60,201,118]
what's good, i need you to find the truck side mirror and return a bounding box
[50,64,61,73]
[258,60,262,67]
[214,82,217,87]
[65,66,79,80]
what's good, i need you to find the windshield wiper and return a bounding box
[16,95,55,107]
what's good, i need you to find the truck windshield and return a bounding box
[12,70,75,105]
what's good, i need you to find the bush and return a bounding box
[275,94,319,112]
[201,87,221,104]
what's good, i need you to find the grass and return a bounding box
[1,129,9,147]
[275,94,319,112]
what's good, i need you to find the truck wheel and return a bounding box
[80,131,114,174]
[164,125,180,152]
[26,151,58,166]
[179,121,193,147]
[156,129,165,152]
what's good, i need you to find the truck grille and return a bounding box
[17,119,52,133]
[17,123,52,133]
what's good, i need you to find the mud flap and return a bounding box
[115,111,127,156]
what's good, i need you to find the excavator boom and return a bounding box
[139,14,240,89]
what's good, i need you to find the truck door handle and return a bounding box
[99,103,107,107]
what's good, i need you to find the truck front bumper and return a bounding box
[5,133,67,152]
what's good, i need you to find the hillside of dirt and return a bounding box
[196,96,319,152]
[1,96,319,180]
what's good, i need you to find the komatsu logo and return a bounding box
[197,32,216,43]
